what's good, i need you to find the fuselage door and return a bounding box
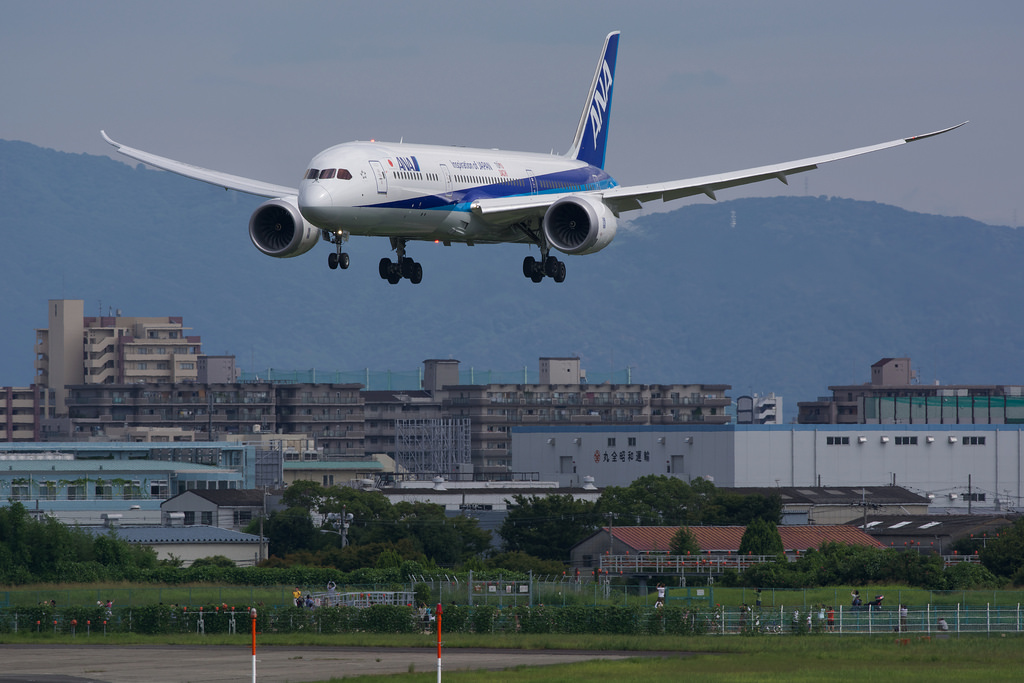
[526,169,538,195]
[368,161,388,195]
[439,163,454,200]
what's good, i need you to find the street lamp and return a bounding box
[323,508,354,547]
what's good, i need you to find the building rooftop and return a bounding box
[84,525,262,544]
[586,525,883,554]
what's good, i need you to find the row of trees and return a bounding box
[0,502,158,584]
[255,475,783,569]
[4,475,1024,587]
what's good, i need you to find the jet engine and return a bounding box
[248,198,320,258]
[541,195,618,255]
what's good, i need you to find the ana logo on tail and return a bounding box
[589,59,613,150]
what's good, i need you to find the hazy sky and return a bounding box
[3,1,1020,226]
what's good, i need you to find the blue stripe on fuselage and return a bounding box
[359,166,618,211]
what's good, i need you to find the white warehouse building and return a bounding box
[511,424,1023,513]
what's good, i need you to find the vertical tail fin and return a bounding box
[567,31,620,169]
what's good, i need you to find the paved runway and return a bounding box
[0,644,667,682]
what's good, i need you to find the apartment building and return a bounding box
[433,358,731,472]
[34,299,202,414]
[62,382,365,457]
[798,357,1024,424]
[1,385,56,441]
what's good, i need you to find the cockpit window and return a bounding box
[304,169,320,180]
[337,168,352,180]
[319,168,336,180]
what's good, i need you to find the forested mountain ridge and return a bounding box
[2,139,1021,419]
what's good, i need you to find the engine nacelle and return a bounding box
[542,195,618,255]
[248,198,320,258]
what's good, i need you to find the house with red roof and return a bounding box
[569,524,882,569]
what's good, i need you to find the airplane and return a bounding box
[102,31,964,285]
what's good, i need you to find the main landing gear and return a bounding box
[523,254,566,283]
[379,238,423,285]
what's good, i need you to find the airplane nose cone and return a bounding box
[299,182,334,224]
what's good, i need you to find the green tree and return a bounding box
[739,518,784,556]
[979,517,1024,578]
[669,526,700,555]
[486,550,566,575]
[595,475,698,525]
[498,494,598,562]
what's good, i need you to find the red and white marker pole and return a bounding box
[436,603,443,683]
[250,608,258,683]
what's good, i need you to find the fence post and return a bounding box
[957,603,960,634]
[467,570,473,607]
[987,603,990,635]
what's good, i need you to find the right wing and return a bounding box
[101,131,297,198]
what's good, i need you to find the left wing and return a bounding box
[471,122,966,224]
[101,131,297,198]
[600,122,967,213]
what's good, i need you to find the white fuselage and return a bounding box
[297,141,617,244]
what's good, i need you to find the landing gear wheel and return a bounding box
[553,261,567,283]
[328,252,339,270]
[545,255,560,278]
[339,253,350,269]
[379,258,392,279]
[523,256,536,279]
[410,262,423,284]
[387,271,402,285]
[530,270,544,283]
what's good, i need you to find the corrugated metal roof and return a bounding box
[608,525,882,553]
[84,525,261,544]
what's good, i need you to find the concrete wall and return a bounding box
[512,424,1024,513]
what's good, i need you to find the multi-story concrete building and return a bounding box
[362,389,444,459]
[798,357,1024,424]
[433,357,730,472]
[60,382,365,457]
[34,300,203,414]
[0,441,254,525]
[1,385,56,441]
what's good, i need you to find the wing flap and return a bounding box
[101,131,297,198]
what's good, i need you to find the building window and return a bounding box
[150,480,168,498]
[233,510,253,527]
[123,481,142,500]
[11,483,29,500]
[67,485,85,500]
[895,436,918,445]
[965,492,986,502]
[963,436,986,445]
[607,438,616,447]
[628,437,637,446]
[95,482,113,499]
[184,511,195,525]
[826,436,850,445]
[201,511,213,525]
